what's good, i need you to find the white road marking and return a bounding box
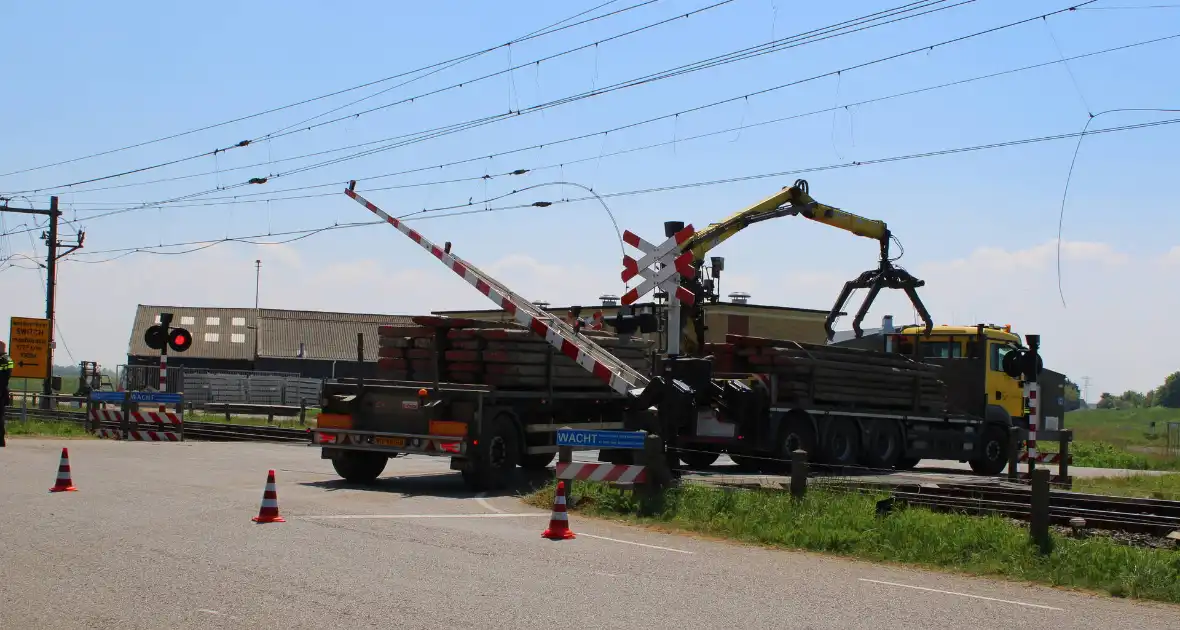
[576,533,695,554]
[474,491,505,514]
[196,609,239,620]
[858,579,1063,611]
[303,513,548,519]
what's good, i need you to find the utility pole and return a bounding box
[255,259,261,308]
[1,196,84,408]
[1081,376,1091,405]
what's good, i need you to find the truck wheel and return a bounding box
[520,451,556,470]
[969,425,1009,476]
[778,420,816,460]
[679,449,721,469]
[463,415,521,490]
[861,420,903,470]
[729,454,763,472]
[823,419,860,468]
[331,451,389,484]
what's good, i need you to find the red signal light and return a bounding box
[168,327,193,353]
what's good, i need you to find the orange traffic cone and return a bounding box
[541,480,575,540]
[49,447,78,493]
[251,469,285,523]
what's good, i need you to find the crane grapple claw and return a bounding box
[825,261,933,341]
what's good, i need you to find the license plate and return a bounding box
[374,436,406,447]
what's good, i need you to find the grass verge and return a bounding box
[526,482,1180,604]
[1074,474,1180,501]
[6,419,95,439]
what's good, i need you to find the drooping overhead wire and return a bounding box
[64,115,1180,262]
[0,0,649,180]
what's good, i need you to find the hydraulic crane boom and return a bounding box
[671,179,933,349]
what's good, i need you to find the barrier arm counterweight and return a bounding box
[343,183,649,396]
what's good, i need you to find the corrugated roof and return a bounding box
[256,310,417,361]
[127,305,257,360]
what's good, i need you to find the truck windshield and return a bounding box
[917,341,963,359]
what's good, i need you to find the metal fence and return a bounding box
[115,365,323,407]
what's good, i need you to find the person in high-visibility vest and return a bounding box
[0,340,12,447]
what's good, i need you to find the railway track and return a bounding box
[15,409,310,443]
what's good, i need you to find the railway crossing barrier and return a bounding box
[555,427,673,506]
[88,391,185,441]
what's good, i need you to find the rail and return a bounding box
[12,409,309,443]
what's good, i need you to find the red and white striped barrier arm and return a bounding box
[344,186,649,396]
[556,462,648,483]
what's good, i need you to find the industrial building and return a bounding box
[126,304,415,379]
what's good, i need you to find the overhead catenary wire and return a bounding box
[5,0,730,196]
[10,0,973,201]
[0,0,646,180]
[61,116,1180,262]
[14,0,1126,234]
[23,0,1027,203]
[45,29,1179,223]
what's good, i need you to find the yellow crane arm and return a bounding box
[679,181,888,263]
[668,179,933,347]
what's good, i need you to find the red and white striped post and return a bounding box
[1025,381,1038,476]
[158,345,168,413]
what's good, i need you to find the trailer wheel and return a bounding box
[823,419,861,468]
[774,415,817,471]
[861,420,903,470]
[729,454,763,472]
[969,424,1009,476]
[331,451,389,484]
[462,414,521,490]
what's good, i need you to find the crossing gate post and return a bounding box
[619,223,697,356]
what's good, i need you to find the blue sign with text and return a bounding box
[89,391,182,404]
[556,429,646,450]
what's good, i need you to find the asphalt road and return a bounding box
[2,439,1177,630]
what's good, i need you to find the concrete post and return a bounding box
[1007,426,1021,482]
[790,449,808,500]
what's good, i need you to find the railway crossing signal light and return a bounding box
[144,312,193,353]
[169,328,193,353]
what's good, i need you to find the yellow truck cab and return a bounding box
[892,324,1026,421]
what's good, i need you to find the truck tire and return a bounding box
[823,418,860,468]
[729,454,763,472]
[771,414,817,472]
[462,414,521,491]
[331,451,389,484]
[520,451,555,471]
[861,420,903,470]
[969,424,1009,476]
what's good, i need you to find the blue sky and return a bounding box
[1,0,1177,398]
